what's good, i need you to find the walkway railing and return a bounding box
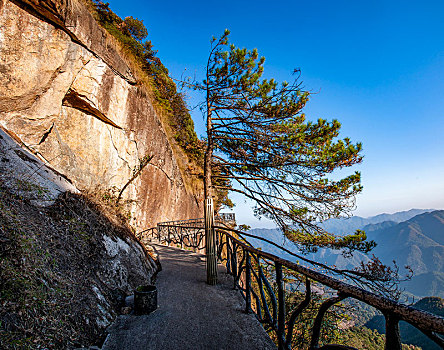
[141,220,444,350]
[157,218,205,251]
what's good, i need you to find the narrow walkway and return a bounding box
[102,244,276,350]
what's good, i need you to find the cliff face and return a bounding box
[0,0,202,229]
[0,1,201,346]
[0,165,159,348]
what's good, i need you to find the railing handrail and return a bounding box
[157,218,204,225]
[216,226,444,334]
[152,222,444,334]
[145,220,444,348]
[156,215,233,228]
[217,212,236,221]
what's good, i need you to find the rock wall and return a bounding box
[0,0,202,229]
[0,162,159,347]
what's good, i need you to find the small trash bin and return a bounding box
[134,285,157,315]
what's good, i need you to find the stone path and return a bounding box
[102,244,276,350]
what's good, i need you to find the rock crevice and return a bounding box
[62,88,122,129]
[38,122,54,145]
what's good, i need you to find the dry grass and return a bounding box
[0,182,156,349]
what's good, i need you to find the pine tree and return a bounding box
[191,30,374,254]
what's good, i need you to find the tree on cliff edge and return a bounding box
[188,30,374,258]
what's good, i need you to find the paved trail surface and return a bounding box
[102,244,276,350]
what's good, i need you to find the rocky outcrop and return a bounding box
[0,171,159,348]
[0,127,79,206]
[0,0,202,229]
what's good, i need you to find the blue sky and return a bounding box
[108,0,444,227]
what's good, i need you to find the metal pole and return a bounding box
[384,312,401,350]
[180,226,183,249]
[232,242,238,289]
[205,198,218,285]
[167,226,170,246]
[245,250,251,313]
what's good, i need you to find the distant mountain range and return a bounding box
[370,210,444,298]
[248,209,444,299]
[319,208,435,235]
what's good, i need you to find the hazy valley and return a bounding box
[249,208,444,299]
[248,209,444,348]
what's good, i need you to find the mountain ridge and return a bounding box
[249,209,444,298]
[319,208,435,235]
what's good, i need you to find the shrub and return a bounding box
[123,16,148,41]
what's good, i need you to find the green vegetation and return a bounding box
[340,326,386,349]
[83,1,238,208]
[343,299,381,326]
[249,264,341,348]
[339,326,421,350]
[86,0,204,163]
[193,30,371,254]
